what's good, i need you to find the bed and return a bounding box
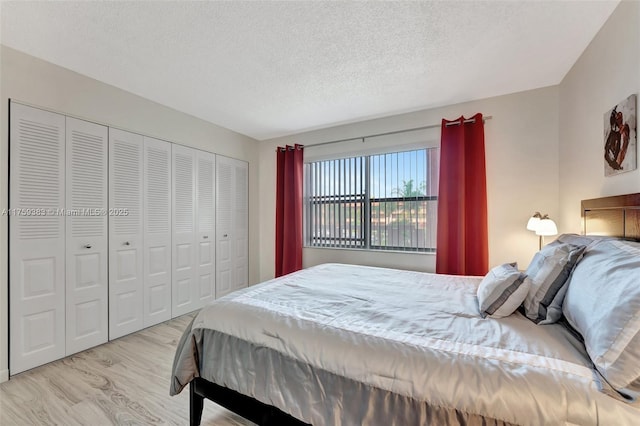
[170,193,640,425]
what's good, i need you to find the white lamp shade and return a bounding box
[526,216,541,231]
[535,218,558,236]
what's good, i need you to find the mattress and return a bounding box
[171,263,640,425]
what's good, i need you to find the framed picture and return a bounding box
[604,94,637,176]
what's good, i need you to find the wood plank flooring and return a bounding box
[0,314,254,426]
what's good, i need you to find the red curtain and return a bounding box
[275,144,304,277]
[436,113,488,276]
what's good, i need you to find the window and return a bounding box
[305,148,439,252]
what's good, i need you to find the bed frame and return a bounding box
[190,377,309,426]
[189,192,640,426]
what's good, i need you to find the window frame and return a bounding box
[304,147,438,253]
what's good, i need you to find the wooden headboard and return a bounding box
[582,193,640,239]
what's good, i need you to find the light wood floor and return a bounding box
[0,313,254,425]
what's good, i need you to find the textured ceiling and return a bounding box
[0,1,619,140]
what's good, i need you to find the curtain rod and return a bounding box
[305,115,492,149]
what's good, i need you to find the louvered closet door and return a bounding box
[9,103,66,374]
[172,145,197,317]
[196,151,215,309]
[143,137,172,326]
[65,117,108,355]
[215,156,233,298]
[109,129,144,339]
[216,156,249,298]
[232,160,249,292]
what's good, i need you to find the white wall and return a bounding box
[3,0,636,383]
[558,0,640,233]
[0,45,261,382]
[259,86,560,282]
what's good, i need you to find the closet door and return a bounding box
[216,155,248,298]
[65,117,108,355]
[232,160,249,291]
[109,128,144,339]
[196,151,215,308]
[215,156,233,298]
[172,145,197,317]
[9,103,66,374]
[143,137,172,326]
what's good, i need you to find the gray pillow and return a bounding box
[522,242,585,324]
[552,233,611,248]
[563,239,640,392]
[477,263,529,318]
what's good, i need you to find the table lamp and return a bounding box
[527,212,558,250]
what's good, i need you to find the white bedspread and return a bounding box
[173,263,640,425]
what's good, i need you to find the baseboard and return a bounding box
[0,369,8,383]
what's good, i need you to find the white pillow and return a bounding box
[477,263,529,318]
[522,242,585,324]
[563,239,640,392]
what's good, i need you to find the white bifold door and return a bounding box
[172,145,197,316]
[10,104,67,374]
[195,150,216,309]
[10,103,244,373]
[216,155,248,298]
[10,104,109,373]
[65,117,109,355]
[171,146,216,317]
[109,128,144,339]
[143,137,172,327]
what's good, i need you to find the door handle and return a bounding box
[223,234,228,238]
[203,235,209,239]
[123,241,130,246]
[83,244,92,249]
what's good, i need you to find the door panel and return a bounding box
[215,156,248,298]
[215,156,233,298]
[65,117,108,355]
[172,145,197,317]
[143,137,172,326]
[232,161,249,291]
[9,103,66,374]
[109,128,144,339]
[196,151,215,308]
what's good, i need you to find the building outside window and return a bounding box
[305,147,439,252]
